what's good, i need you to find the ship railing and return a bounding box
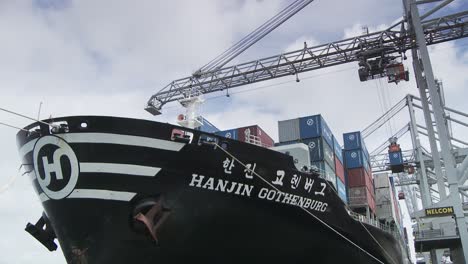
[413,228,460,240]
[348,211,402,239]
[244,134,270,148]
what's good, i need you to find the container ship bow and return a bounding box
[17,116,407,263]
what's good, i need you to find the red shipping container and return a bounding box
[257,126,275,147]
[237,125,274,148]
[347,167,373,190]
[335,156,345,183]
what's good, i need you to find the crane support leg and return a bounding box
[408,0,468,262]
[407,95,432,207]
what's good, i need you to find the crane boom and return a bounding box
[146,11,468,115]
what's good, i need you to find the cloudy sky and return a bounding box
[0,0,467,263]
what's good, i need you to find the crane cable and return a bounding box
[212,142,387,264]
[0,107,56,128]
[0,121,28,132]
[380,79,393,137]
[382,79,395,136]
[199,0,310,72]
[375,80,390,138]
[378,78,394,139]
[0,108,48,194]
[198,0,314,74]
[361,98,407,139]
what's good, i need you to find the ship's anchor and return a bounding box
[25,212,58,251]
[132,198,171,244]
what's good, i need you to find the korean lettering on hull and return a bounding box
[188,156,333,214]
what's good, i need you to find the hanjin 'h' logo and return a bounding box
[33,135,79,200]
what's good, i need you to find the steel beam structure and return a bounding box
[146,11,468,114]
[408,95,432,207]
[408,0,468,262]
[410,49,448,200]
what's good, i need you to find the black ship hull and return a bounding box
[17,116,407,263]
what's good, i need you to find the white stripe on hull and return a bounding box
[19,132,185,157]
[39,193,49,202]
[38,189,137,202]
[57,133,184,151]
[80,163,161,177]
[67,189,136,201]
[18,139,38,158]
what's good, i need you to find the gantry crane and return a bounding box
[146,0,468,262]
[145,6,467,116]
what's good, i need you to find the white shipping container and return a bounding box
[374,172,390,189]
[270,143,310,170]
[375,188,391,205]
[376,201,393,221]
[278,118,300,143]
[374,184,401,225]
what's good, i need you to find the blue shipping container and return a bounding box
[311,161,337,188]
[299,115,334,148]
[337,178,347,203]
[344,149,370,172]
[302,137,335,167]
[332,135,344,164]
[389,151,403,165]
[343,131,366,151]
[215,129,238,140]
[196,117,220,133]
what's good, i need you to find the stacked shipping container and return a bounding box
[216,125,275,148]
[389,150,404,173]
[389,177,403,230]
[374,173,403,234]
[195,117,220,133]
[277,115,345,202]
[333,135,346,203]
[270,143,311,171]
[343,131,375,213]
